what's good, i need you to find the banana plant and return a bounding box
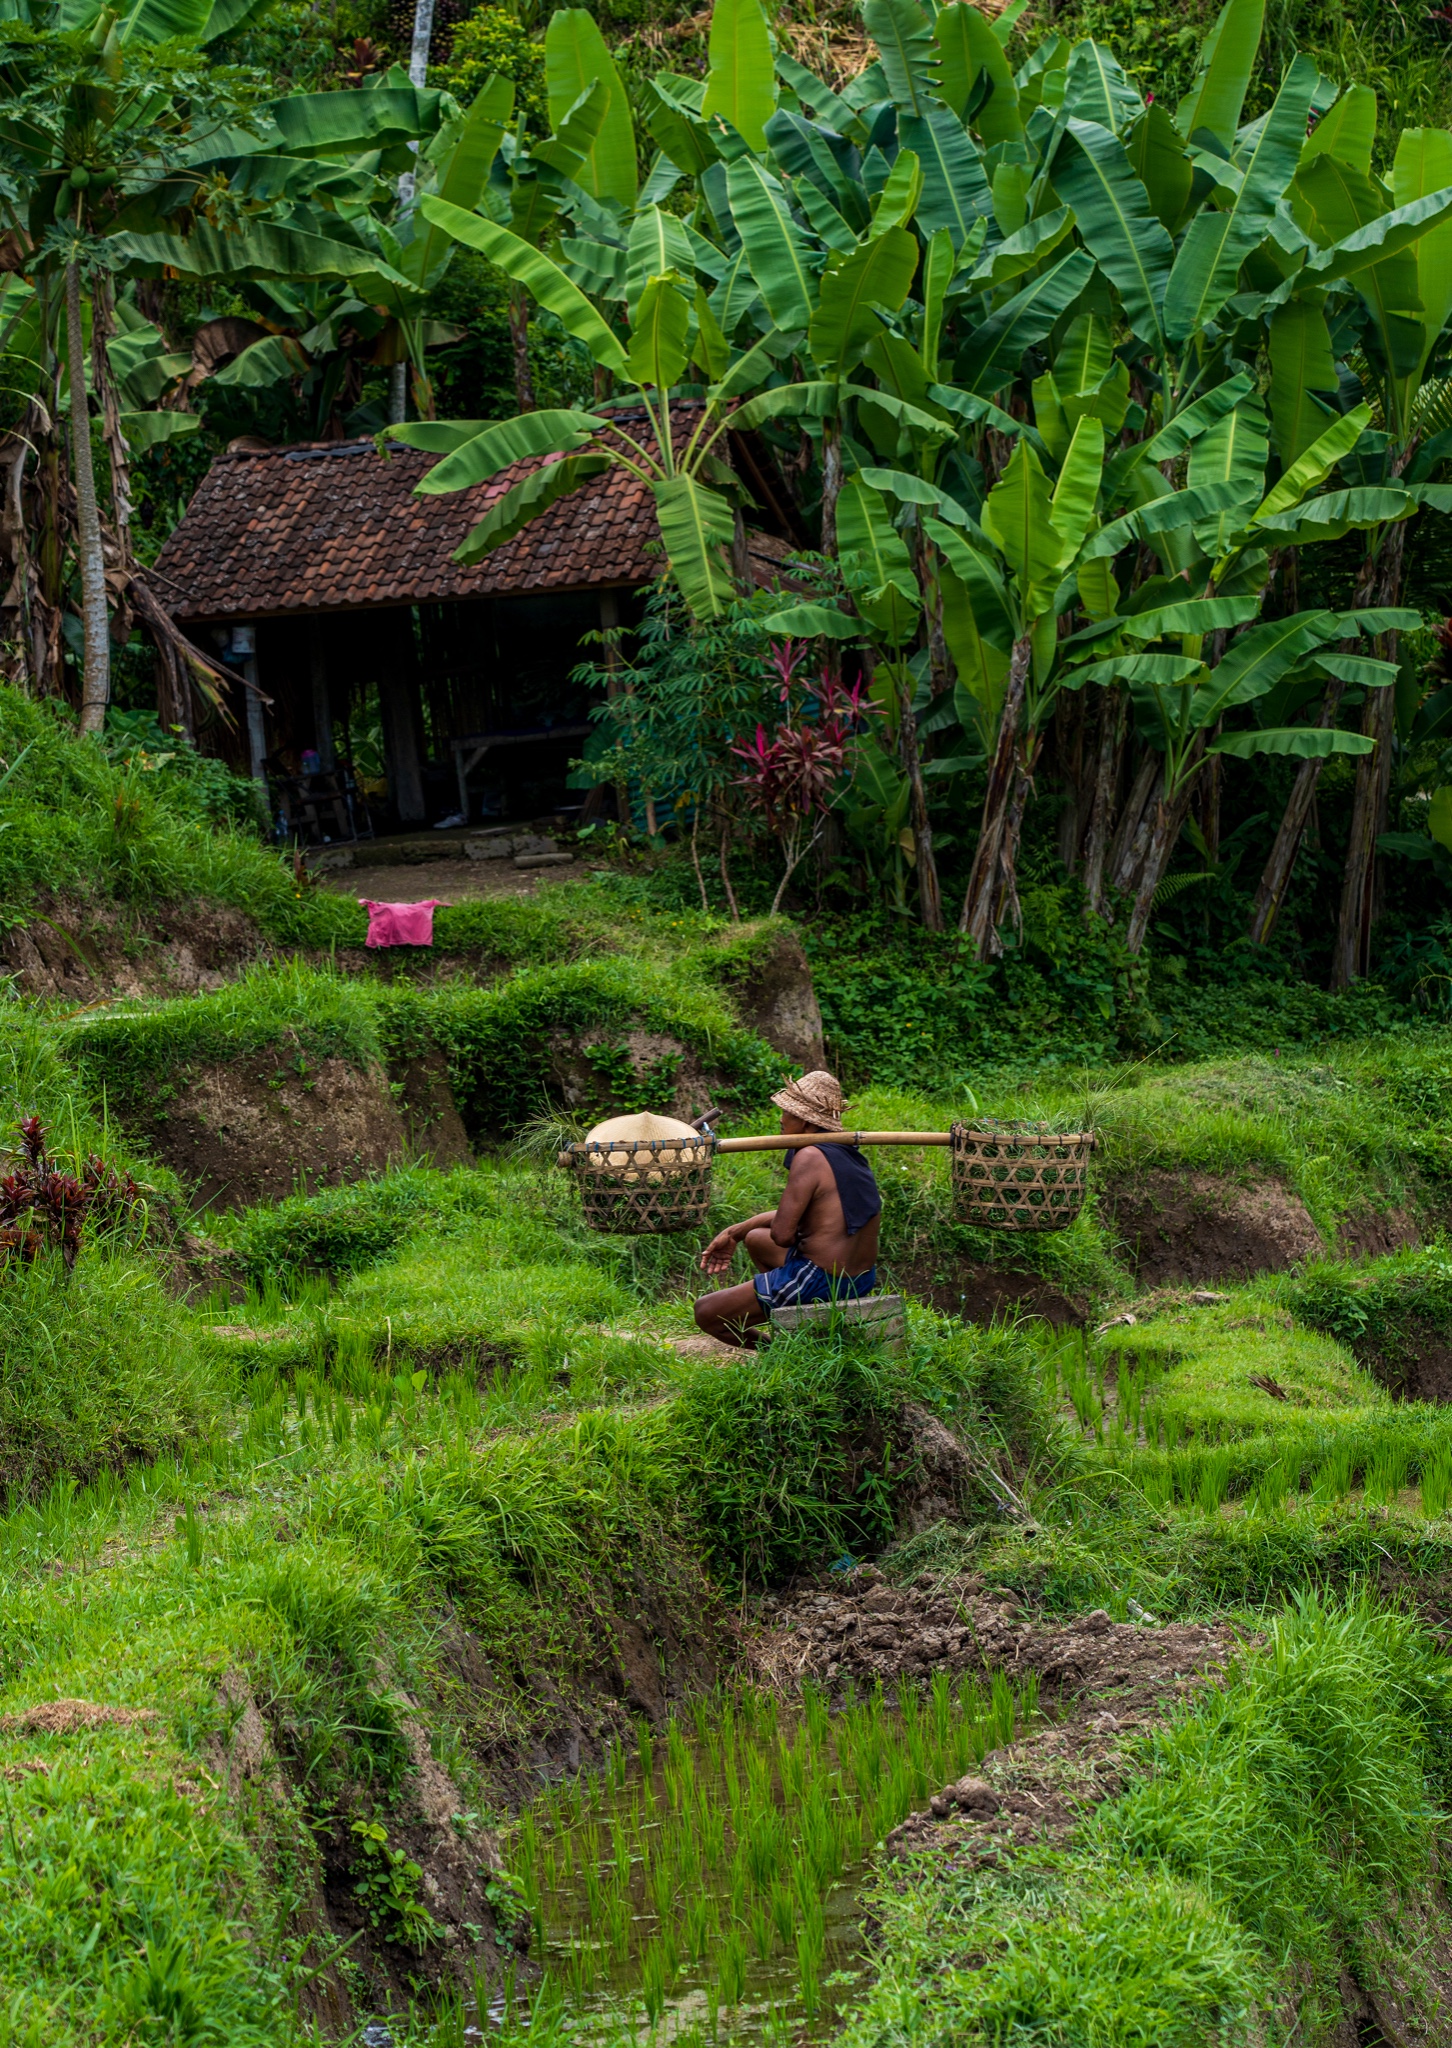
[925,417,1108,955]
[385,193,770,619]
[1,1,448,724]
[1056,393,1436,951]
[1256,109,1452,982]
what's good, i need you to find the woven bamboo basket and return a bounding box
[950,1121,1094,1231]
[559,1119,716,1235]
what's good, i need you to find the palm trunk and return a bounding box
[508,290,536,414]
[959,633,1030,953]
[67,262,109,737]
[1330,517,1409,990]
[89,271,133,577]
[895,662,942,931]
[1081,687,1124,917]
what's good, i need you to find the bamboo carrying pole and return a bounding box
[714,1131,951,1152]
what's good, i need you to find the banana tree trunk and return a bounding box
[959,632,1030,954]
[1330,516,1409,991]
[1106,750,1162,901]
[67,262,109,737]
[895,663,943,931]
[1124,735,1207,953]
[820,416,842,556]
[1247,682,1343,947]
[1080,686,1123,916]
[1250,551,1377,948]
[508,290,536,414]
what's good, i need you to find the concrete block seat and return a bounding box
[767,1292,906,1352]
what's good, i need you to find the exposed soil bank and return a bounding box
[124,1037,474,1209]
[1104,1169,1323,1284]
[892,1253,1086,1328]
[751,1572,1236,1703]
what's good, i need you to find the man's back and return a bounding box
[778,1143,880,1275]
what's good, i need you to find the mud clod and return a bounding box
[754,1576,1236,1707]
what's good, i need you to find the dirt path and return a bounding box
[316,855,592,902]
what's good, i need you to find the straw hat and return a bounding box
[770,1070,847,1132]
[586,1112,698,1144]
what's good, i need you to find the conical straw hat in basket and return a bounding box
[560,1112,715,1234]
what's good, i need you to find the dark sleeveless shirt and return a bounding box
[784,1142,882,1237]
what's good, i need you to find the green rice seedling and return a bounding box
[639,1937,671,2027]
[770,1877,795,1948]
[607,1891,632,1960]
[646,1853,676,1919]
[1139,1460,1174,1510]
[930,1668,953,1752]
[699,1801,726,1869]
[1421,1448,1452,1519]
[609,1816,629,1879]
[1196,1446,1233,1515]
[666,1715,688,1774]
[749,1897,772,1961]
[745,1744,774,1809]
[565,1940,597,2002]
[777,1730,806,1805]
[717,1928,747,2010]
[682,1891,715,1963]
[637,1725,655,1782]
[1366,1438,1412,1505]
[728,1848,748,1924]
[583,1862,603,1923]
[990,1670,1017,1749]
[803,1680,830,1748]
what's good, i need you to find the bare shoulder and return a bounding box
[786,1144,831,1185]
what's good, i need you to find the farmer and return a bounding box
[693,1070,881,1349]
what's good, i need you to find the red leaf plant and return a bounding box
[733,642,879,912]
[0,1117,144,1271]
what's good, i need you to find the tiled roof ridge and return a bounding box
[156,402,742,620]
[221,402,709,464]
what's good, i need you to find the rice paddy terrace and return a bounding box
[2,861,1452,2047]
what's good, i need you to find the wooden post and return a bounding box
[600,587,629,826]
[379,610,426,825]
[309,619,335,772]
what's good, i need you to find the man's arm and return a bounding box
[770,1148,829,1248]
[699,1211,777,1273]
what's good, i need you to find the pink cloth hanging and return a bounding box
[360,899,446,948]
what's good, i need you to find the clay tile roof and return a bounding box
[152,408,713,622]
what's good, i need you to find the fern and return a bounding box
[1152,869,1215,909]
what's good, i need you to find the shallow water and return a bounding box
[506,1674,1032,2045]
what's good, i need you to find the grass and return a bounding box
[0,1248,1035,2039]
[0,1249,216,1498]
[842,1595,1452,2048]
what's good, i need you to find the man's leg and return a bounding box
[743,1226,787,1272]
[694,1277,770,1348]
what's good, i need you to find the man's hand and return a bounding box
[699,1226,738,1274]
